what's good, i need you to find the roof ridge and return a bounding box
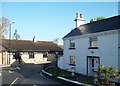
[79,15,120,28]
[63,15,119,38]
[2,39,54,43]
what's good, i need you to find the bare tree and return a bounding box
[0,17,10,40]
[53,37,59,45]
[13,29,20,40]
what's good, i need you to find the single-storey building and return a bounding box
[58,13,120,76]
[0,39,63,65]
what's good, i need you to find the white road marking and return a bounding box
[33,84,37,86]
[40,72,61,84]
[9,70,13,73]
[10,77,18,86]
[16,67,20,70]
[0,73,1,76]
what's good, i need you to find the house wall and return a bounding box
[0,45,2,64]
[21,52,44,63]
[2,51,8,65]
[98,34,118,70]
[10,53,15,64]
[10,52,47,64]
[62,38,90,75]
[58,56,64,69]
[47,53,56,61]
[62,37,101,75]
[0,52,2,64]
[59,31,119,75]
[2,51,54,65]
[118,31,120,72]
[62,39,73,70]
[75,38,89,74]
[21,52,29,63]
[34,53,44,62]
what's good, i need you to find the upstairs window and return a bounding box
[89,37,98,48]
[69,40,75,49]
[70,56,76,65]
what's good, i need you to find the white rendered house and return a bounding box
[58,13,120,76]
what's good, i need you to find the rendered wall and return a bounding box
[98,34,118,70]
[60,32,119,75]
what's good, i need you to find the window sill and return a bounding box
[69,63,76,66]
[69,47,76,50]
[88,47,98,49]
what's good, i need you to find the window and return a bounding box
[29,52,34,59]
[69,40,75,49]
[70,56,76,65]
[13,53,15,59]
[89,37,98,47]
[43,52,48,58]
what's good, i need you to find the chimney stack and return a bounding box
[33,36,36,42]
[74,13,85,28]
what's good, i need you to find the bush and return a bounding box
[96,65,120,86]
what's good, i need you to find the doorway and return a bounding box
[87,56,100,76]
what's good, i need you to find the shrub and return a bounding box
[96,65,120,86]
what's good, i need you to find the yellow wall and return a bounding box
[0,52,2,64]
[2,51,52,65]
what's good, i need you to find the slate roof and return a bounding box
[1,39,63,52]
[63,15,120,38]
[0,45,6,51]
[58,45,64,50]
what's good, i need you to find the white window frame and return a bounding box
[89,37,98,47]
[69,40,75,48]
[70,56,76,65]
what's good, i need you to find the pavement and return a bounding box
[0,65,10,68]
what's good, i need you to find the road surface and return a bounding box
[1,63,62,86]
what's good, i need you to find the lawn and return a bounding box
[45,66,95,85]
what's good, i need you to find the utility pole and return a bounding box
[8,21,15,64]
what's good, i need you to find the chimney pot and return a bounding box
[80,14,83,18]
[74,13,85,28]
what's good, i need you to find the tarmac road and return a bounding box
[1,63,62,86]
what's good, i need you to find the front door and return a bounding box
[87,56,100,76]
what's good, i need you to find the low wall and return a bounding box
[42,70,92,86]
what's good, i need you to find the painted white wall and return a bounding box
[59,31,119,75]
[2,51,51,65]
[61,38,89,74]
[62,37,101,75]
[75,38,89,74]
[0,52,2,64]
[58,56,64,69]
[98,34,118,70]
[118,32,120,72]
[21,52,29,62]
[62,39,76,70]
[10,53,15,64]
[21,52,44,63]
[34,53,43,62]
